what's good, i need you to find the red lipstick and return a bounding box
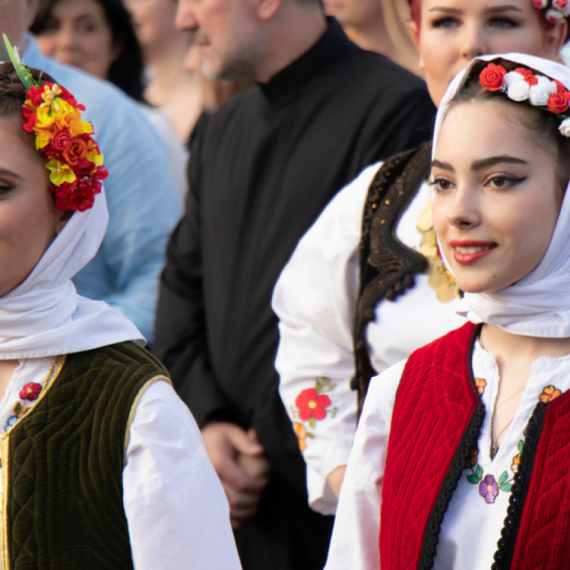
[449,240,496,265]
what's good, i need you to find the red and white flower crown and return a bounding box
[479,62,570,137]
[3,34,107,212]
[533,0,570,23]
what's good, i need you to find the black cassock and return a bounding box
[154,19,435,570]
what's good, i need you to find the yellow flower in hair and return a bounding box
[69,119,92,137]
[45,159,77,185]
[86,142,104,166]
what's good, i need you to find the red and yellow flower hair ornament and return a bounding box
[3,34,107,211]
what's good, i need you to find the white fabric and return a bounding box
[0,190,144,359]
[325,343,570,570]
[433,53,570,338]
[124,380,242,570]
[273,164,465,514]
[0,359,241,570]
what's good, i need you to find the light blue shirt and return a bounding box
[24,36,182,343]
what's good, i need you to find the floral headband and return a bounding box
[533,0,570,23]
[479,62,570,137]
[3,35,107,212]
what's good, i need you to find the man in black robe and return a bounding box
[154,0,435,568]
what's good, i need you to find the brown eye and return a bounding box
[431,178,454,192]
[489,177,506,188]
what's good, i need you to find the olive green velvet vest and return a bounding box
[0,342,169,569]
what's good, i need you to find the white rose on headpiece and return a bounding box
[529,76,556,105]
[553,0,569,11]
[507,80,530,102]
[558,117,570,137]
[504,71,526,88]
[545,8,564,22]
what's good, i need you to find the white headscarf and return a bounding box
[433,53,570,338]
[0,188,144,359]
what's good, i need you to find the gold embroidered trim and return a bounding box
[0,355,65,569]
[123,375,172,461]
[0,435,9,570]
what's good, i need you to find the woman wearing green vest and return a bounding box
[0,49,241,569]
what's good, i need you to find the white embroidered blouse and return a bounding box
[0,358,241,570]
[324,340,570,569]
[273,162,465,514]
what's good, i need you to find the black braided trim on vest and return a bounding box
[491,401,547,570]
[352,142,432,413]
[418,326,485,569]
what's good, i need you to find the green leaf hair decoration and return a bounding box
[2,34,40,90]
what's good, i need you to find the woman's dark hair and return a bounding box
[0,62,58,160]
[448,58,570,194]
[31,0,145,102]
[0,62,56,117]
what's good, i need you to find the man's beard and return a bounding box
[202,42,262,82]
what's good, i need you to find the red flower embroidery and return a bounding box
[19,383,42,401]
[479,63,507,91]
[295,388,331,421]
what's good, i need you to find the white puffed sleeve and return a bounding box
[123,380,242,570]
[272,163,380,514]
[324,360,405,570]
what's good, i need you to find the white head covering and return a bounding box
[0,188,144,359]
[433,53,570,338]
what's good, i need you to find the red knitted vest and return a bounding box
[380,322,570,569]
[380,322,480,569]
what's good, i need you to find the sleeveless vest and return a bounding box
[381,323,570,569]
[352,143,431,413]
[0,342,169,570]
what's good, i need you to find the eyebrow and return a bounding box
[471,156,529,170]
[0,168,23,180]
[431,156,529,172]
[427,5,524,15]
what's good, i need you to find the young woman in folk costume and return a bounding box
[0,42,240,570]
[272,0,570,513]
[325,52,570,569]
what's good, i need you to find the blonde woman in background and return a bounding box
[324,0,422,76]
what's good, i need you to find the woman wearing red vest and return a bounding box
[273,0,570,515]
[325,53,570,569]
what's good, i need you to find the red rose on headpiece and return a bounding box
[62,137,88,165]
[555,79,568,93]
[547,91,570,113]
[51,130,72,151]
[480,64,507,91]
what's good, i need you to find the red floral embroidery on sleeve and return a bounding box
[291,377,337,451]
[296,389,331,421]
